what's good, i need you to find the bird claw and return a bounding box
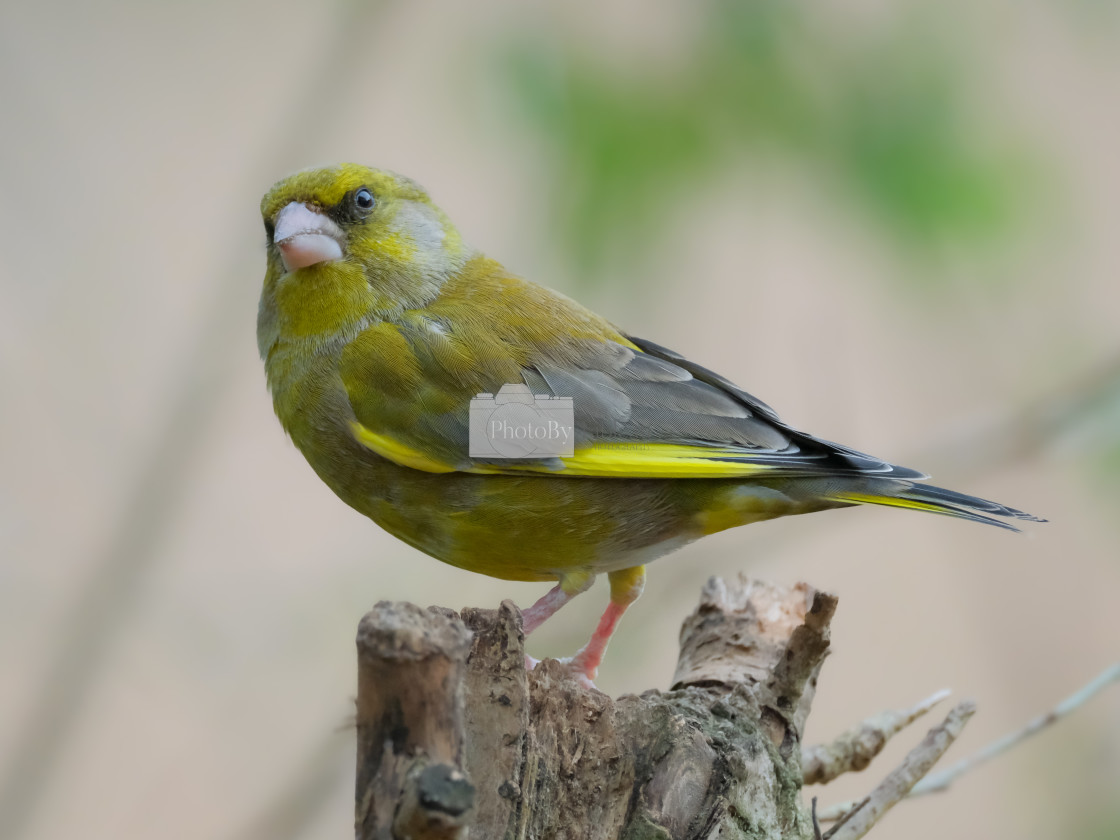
[557,654,598,690]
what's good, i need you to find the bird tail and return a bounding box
[829,481,1045,532]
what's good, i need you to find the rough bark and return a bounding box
[355,575,834,839]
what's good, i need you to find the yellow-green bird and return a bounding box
[258,163,1041,682]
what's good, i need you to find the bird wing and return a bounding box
[339,266,924,480]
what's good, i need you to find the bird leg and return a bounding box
[521,584,575,635]
[520,572,595,670]
[562,565,646,686]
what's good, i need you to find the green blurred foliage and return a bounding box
[503,0,1038,284]
[1082,813,1120,840]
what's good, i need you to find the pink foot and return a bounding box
[558,654,599,690]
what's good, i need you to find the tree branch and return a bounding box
[354,582,1118,838]
[356,576,836,839]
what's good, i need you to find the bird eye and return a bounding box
[353,188,375,212]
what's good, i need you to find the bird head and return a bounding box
[259,164,471,345]
[261,163,467,275]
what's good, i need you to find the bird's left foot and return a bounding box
[557,653,599,690]
[557,658,600,689]
[523,652,598,689]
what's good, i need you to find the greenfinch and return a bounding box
[258,163,1041,682]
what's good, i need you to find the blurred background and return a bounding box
[2,0,1118,838]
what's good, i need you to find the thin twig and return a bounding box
[825,700,976,840]
[911,662,1120,796]
[819,663,1119,826]
[821,797,868,840]
[803,688,951,785]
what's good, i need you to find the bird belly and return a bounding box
[322,447,834,583]
[321,451,698,581]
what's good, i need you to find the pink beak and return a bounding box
[273,202,345,271]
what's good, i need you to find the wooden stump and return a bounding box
[355,575,836,839]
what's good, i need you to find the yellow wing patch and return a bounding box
[541,444,778,479]
[351,422,781,479]
[349,421,457,473]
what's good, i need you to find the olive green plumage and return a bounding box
[258,163,1041,680]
